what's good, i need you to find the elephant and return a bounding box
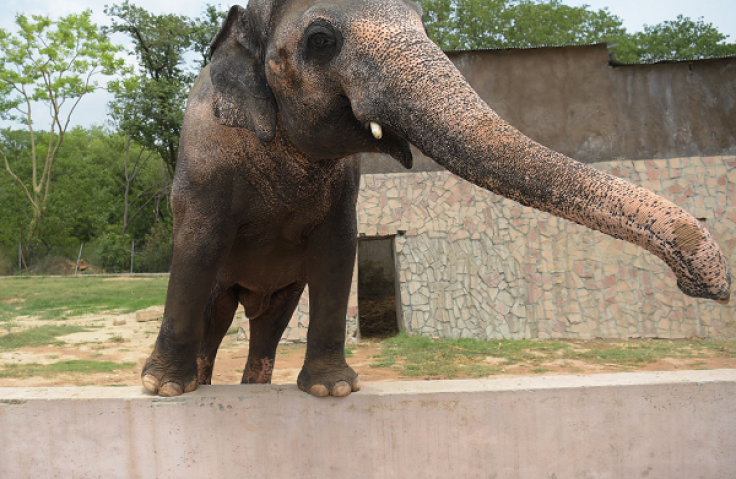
[141,0,731,398]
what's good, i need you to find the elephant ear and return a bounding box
[209,5,277,142]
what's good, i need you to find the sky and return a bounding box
[2,0,735,129]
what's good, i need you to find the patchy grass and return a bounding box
[0,360,135,378]
[344,346,354,358]
[0,325,92,351]
[371,334,736,378]
[226,325,240,336]
[108,334,126,343]
[371,333,570,377]
[0,275,169,322]
[560,339,736,365]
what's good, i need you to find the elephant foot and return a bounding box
[197,356,214,385]
[241,358,275,384]
[297,361,361,398]
[141,346,199,397]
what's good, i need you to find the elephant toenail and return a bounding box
[351,378,361,392]
[332,381,352,397]
[159,382,184,397]
[184,378,198,393]
[142,374,160,393]
[309,384,329,397]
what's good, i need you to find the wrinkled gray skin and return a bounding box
[142,0,731,397]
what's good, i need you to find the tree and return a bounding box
[111,135,170,236]
[419,1,735,64]
[612,15,736,63]
[420,0,627,51]
[105,2,227,177]
[498,1,627,49]
[190,4,228,69]
[0,11,125,240]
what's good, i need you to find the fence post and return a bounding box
[74,242,84,276]
[130,240,135,274]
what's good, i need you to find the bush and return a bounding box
[0,249,14,276]
[135,222,172,273]
[99,233,131,273]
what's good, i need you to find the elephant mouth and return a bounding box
[364,119,413,168]
[342,103,413,168]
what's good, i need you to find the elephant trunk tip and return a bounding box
[676,263,731,303]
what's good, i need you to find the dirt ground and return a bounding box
[1,306,735,388]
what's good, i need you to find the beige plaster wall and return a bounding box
[1,370,735,478]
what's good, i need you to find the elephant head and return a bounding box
[209,0,731,302]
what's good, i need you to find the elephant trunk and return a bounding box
[345,34,730,302]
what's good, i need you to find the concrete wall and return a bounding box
[2,370,735,478]
[361,44,736,174]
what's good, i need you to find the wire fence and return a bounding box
[0,241,172,276]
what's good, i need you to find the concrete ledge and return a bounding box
[2,370,735,478]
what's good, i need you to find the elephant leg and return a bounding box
[241,282,305,384]
[298,193,361,397]
[196,284,241,385]
[142,204,236,397]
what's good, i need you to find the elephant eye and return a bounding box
[304,22,342,64]
[310,33,333,48]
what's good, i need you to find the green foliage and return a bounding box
[135,221,173,273]
[100,133,171,238]
[105,2,227,177]
[0,360,135,378]
[0,276,169,322]
[0,12,126,240]
[0,11,123,121]
[420,0,627,51]
[189,4,229,69]
[419,0,735,63]
[98,233,131,273]
[612,15,736,63]
[34,127,119,242]
[0,126,172,252]
[0,325,91,351]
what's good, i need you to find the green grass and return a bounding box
[0,360,135,378]
[560,339,736,365]
[370,333,736,378]
[0,275,169,322]
[0,325,92,351]
[344,346,354,358]
[371,333,571,377]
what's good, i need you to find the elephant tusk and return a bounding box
[370,121,382,140]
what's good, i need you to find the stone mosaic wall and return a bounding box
[241,155,735,342]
